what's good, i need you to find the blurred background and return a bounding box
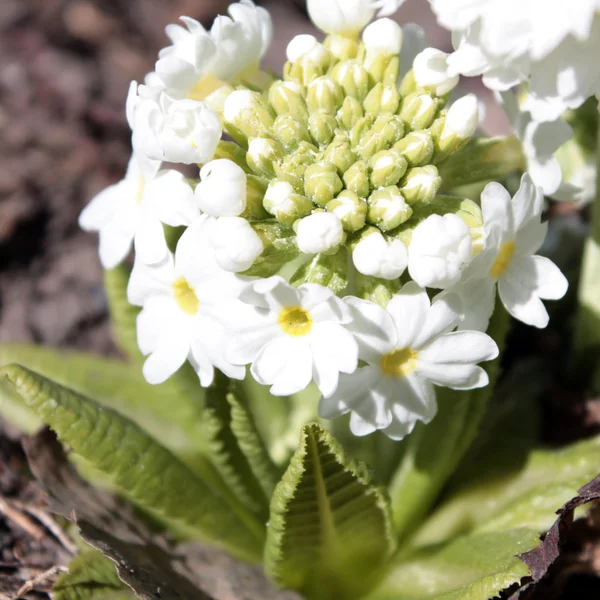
[0,0,508,357]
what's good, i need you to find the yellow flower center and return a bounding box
[188,73,225,101]
[381,348,419,378]
[136,177,145,205]
[173,278,199,315]
[490,241,515,279]
[278,306,313,336]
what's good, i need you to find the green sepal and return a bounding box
[0,364,265,564]
[265,424,395,600]
[290,246,349,294]
[243,221,299,278]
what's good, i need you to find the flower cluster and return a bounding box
[79,0,568,440]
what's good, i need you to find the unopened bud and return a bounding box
[244,221,299,277]
[223,90,275,143]
[352,230,408,280]
[324,33,360,61]
[296,212,344,255]
[326,190,367,232]
[291,246,348,294]
[308,113,338,147]
[398,69,418,98]
[363,83,400,115]
[247,137,284,177]
[399,92,438,131]
[268,81,309,121]
[331,61,370,102]
[264,179,313,225]
[356,116,405,160]
[307,0,375,36]
[243,175,269,220]
[285,35,331,86]
[210,217,264,273]
[367,187,413,231]
[304,161,344,206]
[362,19,403,84]
[278,141,319,179]
[306,77,344,115]
[336,96,364,131]
[323,136,357,174]
[436,94,479,157]
[369,148,408,188]
[272,115,311,150]
[413,48,459,97]
[344,160,370,198]
[350,115,376,148]
[399,165,442,205]
[394,130,434,167]
[195,159,247,217]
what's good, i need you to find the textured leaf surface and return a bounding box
[202,375,279,519]
[2,365,265,563]
[54,551,133,600]
[369,528,540,600]
[265,424,395,600]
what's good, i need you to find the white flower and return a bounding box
[408,214,472,289]
[195,159,247,217]
[130,90,222,165]
[286,35,329,65]
[307,0,376,35]
[79,154,199,268]
[210,217,264,272]
[369,0,407,17]
[432,0,600,120]
[352,231,408,280]
[319,283,498,440]
[413,48,459,96]
[154,1,272,101]
[227,277,359,397]
[296,212,344,255]
[362,19,404,55]
[456,174,569,331]
[497,91,575,198]
[127,217,247,386]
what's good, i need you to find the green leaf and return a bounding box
[54,551,134,600]
[368,528,540,600]
[265,424,395,600]
[1,364,265,563]
[388,305,511,540]
[202,375,279,519]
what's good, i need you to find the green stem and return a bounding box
[388,304,511,542]
[438,136,526,191]
[573,122,600,385]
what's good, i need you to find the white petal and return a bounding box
[349,412,378,437]
[98,224,133,269]
[318,366,379,420]
[529,255,569,300]
[240,276,299,311]
[134,211,169,265]
[512,173,542,232]
[79,183,122,232]
[456,278,497,332]
[417,361,489,390]
[412,293,462,349]
[419,330,499,364]
[136,296,178,355]
[516,219,548,256]
[481,182,513,238]
[127,254,175,306]
[386,282,430,348]
[227,323,280,365]
[390,373,437,421]
[142,329,190,385]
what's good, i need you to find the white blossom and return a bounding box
[127,217,247,386]
[79,154,199,268]
[352,231,408,280]
[130,90,222,165]
[362,18,404,55]
[195,159,247,217]
[432,0,600,121]
[413,48,459,96]
[154,1,272,102]
[307,0,376,35]
[210,217,264,272]
[408,214,472,289]
[319,283,498,440]
[286,35,330,65]
[227,277,359,397]
[296,212,344,255]
[455,175,569,330]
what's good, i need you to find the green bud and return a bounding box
[324,34,360,61]
[242,175,270,219]
[331,60,370,102]
[344,160,370,198]
[369,148,408,188]
[349,115,375,147]
[434,95,479,159]
[308,113,338,147]
[354,272,401,307]
[393,130,434,167]
[356,116,404,160]
[263,178,313,226]
[326,190,367,232]
[367,186,413,231]
[304,161,344,206]
[363,83,400,115]
[323,136,357,174]
[399,92,438,131]
[244,220,299,278]
[277,141,319,179]
[284,60,325,86]
[336,97,364,131]
[290,246,349,295]
[214,141,250,171]
[272,115,311,150]
[306,77,344,115]
[268,81,309,121]
[247,137,284,177]
[223,90,275,143]
[398,165,442,205]
[398,69,418,98]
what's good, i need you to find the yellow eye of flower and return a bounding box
[381,348,419,377]
[173,278,199,315]
[278,306,313,336]
[491,241,515,279]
